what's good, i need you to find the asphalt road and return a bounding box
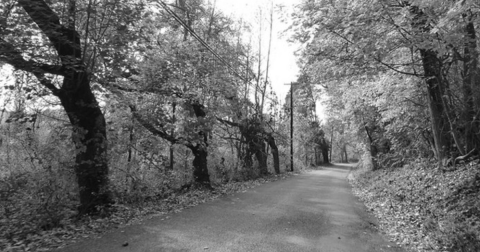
[55,164,404,252]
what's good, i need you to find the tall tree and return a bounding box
[0,0,111,214]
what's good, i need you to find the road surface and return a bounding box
[55,164,404,252]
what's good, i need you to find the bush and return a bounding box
[0,169,77,242]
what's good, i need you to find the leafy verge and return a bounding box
[350,161,480,252]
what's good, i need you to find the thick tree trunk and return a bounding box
[243,131,268,176]
[16,0,111,215]
[190,145,210,186]
[58,72,111,215]
[266,134,280,174]
[254,140,268,175]
[321,146,330,164]
[243,145,253,170]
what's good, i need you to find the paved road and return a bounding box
[55,164,404,252]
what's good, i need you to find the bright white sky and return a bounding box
[214,0,326,121]
[214,0,301,102]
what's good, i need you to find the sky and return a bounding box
[214,0,301,102]
[214,0,326,120]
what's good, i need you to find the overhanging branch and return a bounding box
[0,38,61,94]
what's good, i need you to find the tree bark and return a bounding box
[364,125,377,157]
[343,144,348,163]
[188,101,211,186]
[58,73,110,214]
[321,143,330,164]
[421,48,448,161]
[266,133,280,174]
[254,140,268,175]
[169,103,176,171]
[329,128,333,162]
[189,145,210,185]
[244,126,268,176]
[463,13,480,153]
[14,0,111,215]
[127,116,135,163]
[410,5,450,163]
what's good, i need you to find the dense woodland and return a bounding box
[289,0,480,168]
[1,0,480,251]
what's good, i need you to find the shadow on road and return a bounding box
[315,163,357,171]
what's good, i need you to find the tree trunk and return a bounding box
[266,134,280,174]
[243,144,253,171]
[421,48,448,161]
[239,119,267,175]
[169,103,176,171]
[58,72,111,215]
[189,145,210,186]
[321,145,330,164]
[190,101,211,186]
[304,145,309,166]
[463,14,480,153]
[16,0,111,215]
[410,5,450,163]
[329,129,333,162]
[364,125,377,158]
[254,141,268,176]
[127,116,135,162]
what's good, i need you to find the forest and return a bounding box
[1,0,480,251]
[288,0,480,251]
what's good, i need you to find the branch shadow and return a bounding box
[316,163,357,171]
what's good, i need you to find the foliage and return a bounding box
[289,0,480,164]
[0,112,78,249]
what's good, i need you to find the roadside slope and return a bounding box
[350,161,480,252]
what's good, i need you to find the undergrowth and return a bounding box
[349,159,480,252]
[0,172,293,252]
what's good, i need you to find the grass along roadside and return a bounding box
[349,160,480,252]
